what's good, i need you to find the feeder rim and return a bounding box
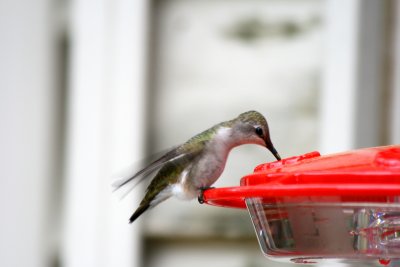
[202,184,400,209]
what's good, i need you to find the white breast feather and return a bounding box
[172,168,197,200]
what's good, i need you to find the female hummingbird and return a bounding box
[113,110,281,223]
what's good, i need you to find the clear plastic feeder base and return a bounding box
[246,198,400,264]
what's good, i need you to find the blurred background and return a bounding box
[1,0,400,267]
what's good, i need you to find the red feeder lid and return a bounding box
[203,145,400,209]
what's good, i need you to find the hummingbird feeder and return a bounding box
[202,145,400,265]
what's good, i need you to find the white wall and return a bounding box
[320,0,388,153]
[61,0,149,267]
[391,1,400,144]
[0,0,58,266]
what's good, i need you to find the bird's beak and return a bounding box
[266,141,281,161]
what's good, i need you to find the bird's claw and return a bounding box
[198,194,205,204]
[198,187,215,204]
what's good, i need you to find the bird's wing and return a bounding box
[112,141,206,191]
[112,146,181,190]
[129,147,202,223]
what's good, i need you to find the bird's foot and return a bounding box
[198,186,215,204]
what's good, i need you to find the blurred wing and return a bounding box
[112,139,207,195]
[112,146,182,190]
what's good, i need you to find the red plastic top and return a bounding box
[203,145,400,209]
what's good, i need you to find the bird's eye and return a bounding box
[255,127,263,137]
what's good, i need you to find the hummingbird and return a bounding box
[113,110,281,223]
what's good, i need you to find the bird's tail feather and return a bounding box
[129,204,150,223]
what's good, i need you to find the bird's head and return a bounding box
[230,110,281,161]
